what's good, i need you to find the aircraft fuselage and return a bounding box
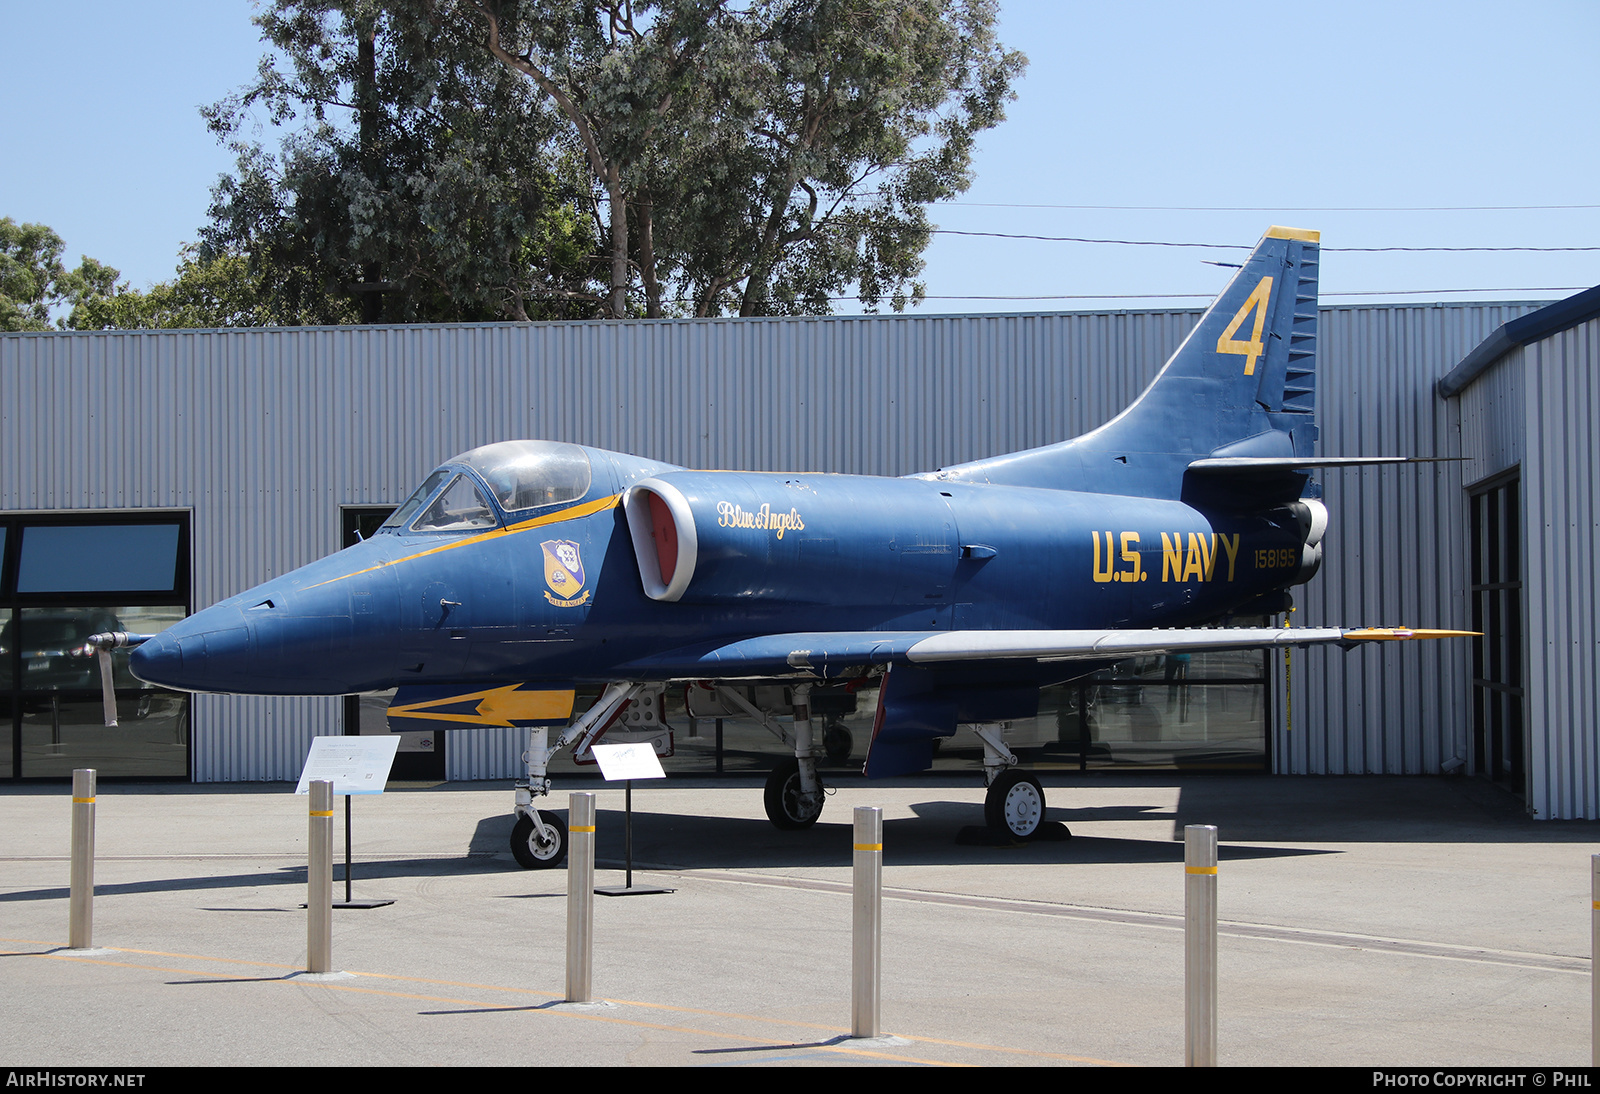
[131,447,1311,696]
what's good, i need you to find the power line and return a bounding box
[648,287,1582,306]
[930,230,1600,253]
[942,202,1600,212]
[894,286,1582,301]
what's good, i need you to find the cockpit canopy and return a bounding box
[380,440,594,534]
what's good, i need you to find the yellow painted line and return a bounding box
[1266,225,1320,242]
[1186,866,1217,875]
[30,951,967,1066]
[11,938,1129,1066]
[308,494,620,590]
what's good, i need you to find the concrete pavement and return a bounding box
[1,774,1595,1067]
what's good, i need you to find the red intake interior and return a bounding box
[647,490,679,586]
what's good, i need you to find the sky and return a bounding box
[3,0,1598,315]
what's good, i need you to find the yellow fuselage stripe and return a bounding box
[308,494,621,590]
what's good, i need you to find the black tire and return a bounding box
[823,722,853,764]
[984,770,1046,839]
[510,810,568,868]
[764,758,824,830]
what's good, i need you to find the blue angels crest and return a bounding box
[541,539,589,606]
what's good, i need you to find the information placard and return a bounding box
[295,735,401,795]
[589,741,666,782]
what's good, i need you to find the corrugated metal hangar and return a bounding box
[2,289,1596,816]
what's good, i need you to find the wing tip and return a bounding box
[1340,627,1480,641]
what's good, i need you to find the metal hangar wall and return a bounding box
[0,298,1571,807]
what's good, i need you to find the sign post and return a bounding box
[296,735,401,909]
[589,742,674,897]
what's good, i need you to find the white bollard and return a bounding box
[567,793,596,1003]
[307,780,333,973]
[69,769,96,949]
[1185,824,1218,1067]
[852,805,883,1038]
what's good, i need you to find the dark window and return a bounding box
[0,513,191,779]
[17,524,182,593]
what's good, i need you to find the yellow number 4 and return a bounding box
[1216,275,1274,375]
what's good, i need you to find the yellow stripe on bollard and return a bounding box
[854,843,883,851]
[1186,866,1217,875]
[310,810,334,817]
[72,797,95,804]
[570,825,596,833]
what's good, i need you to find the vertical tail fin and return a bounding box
[931,227,1321,499]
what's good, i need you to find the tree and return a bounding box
[63,245,348,330]
[205,1,601,323]
[0,218,123,331]
[463,0,1025,317]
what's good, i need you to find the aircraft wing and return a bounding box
[615,626,1472,679]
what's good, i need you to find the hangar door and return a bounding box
[1469,472,1524,795]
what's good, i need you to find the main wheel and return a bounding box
[510,810,568,869]
[823,722,853,764]
[764,758,824,830]
[984,770,1046,839]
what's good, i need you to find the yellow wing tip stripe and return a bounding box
[308,494,621,590]
[1265,225,1320,242]
[1342,627,1481,641]
[1185,866,1218,875]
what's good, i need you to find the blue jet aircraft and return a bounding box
[108,226,1465,867]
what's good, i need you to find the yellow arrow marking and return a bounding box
[387,686,576,728]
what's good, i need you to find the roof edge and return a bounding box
[1438,283,1600,398]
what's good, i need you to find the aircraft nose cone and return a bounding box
[129,617,252,693]
[129,630,182,688]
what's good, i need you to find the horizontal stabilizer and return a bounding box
[1188,456,1461,473]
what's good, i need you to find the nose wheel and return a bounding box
[984,770,1045,839]
[511,809,568,868]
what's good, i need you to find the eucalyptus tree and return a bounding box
[463,0,1025,317]
[205,0,600,323]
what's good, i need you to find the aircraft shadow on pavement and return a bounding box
[472,805,1333,873]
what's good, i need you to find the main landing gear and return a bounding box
[764,758,824,829]
[973,722,1057,841]
[761,683,826,829]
